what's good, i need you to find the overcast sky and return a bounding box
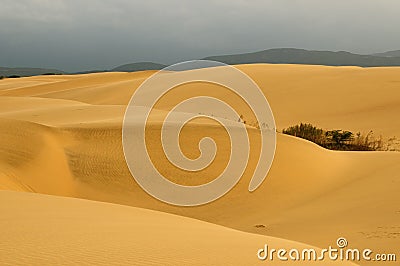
[1,0,399,72]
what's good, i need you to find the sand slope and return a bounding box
[0,191,356,266]
[0,64,399,264]
[2,65,399,137]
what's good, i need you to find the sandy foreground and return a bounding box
[0,64,399,265]
[0,191,355,265]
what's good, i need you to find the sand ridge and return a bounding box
[0,64,399,265]
[0,190,358,265]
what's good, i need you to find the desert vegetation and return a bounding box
[42,72,62,75]
[283,123,398,151]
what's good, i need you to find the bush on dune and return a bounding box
[282,123,392,151]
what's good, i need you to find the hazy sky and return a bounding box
[1,0,399,72]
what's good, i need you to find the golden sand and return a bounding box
[0,64,399,265]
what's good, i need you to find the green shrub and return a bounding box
[42,73,61,75]
[283,123,326,144]
[283,123,387,151]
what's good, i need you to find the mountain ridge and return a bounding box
[0,67,65,77]
[2,48,400,77]
[203,48,400,67]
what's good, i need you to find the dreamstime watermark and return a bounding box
[122,60,276,206]
[257,237,397,262]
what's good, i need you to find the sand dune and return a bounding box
[0,64,399,265]
[0,191,357,265]
[3,65,399,136]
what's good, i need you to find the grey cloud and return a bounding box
[1,0,399,71]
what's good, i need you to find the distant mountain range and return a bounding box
[203,48,400,67]
[2,48,400,77]
[371,50,400,57]
[0,67,65,77]
[111,62,167,72]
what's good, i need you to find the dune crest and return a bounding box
[0,64,399,264]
